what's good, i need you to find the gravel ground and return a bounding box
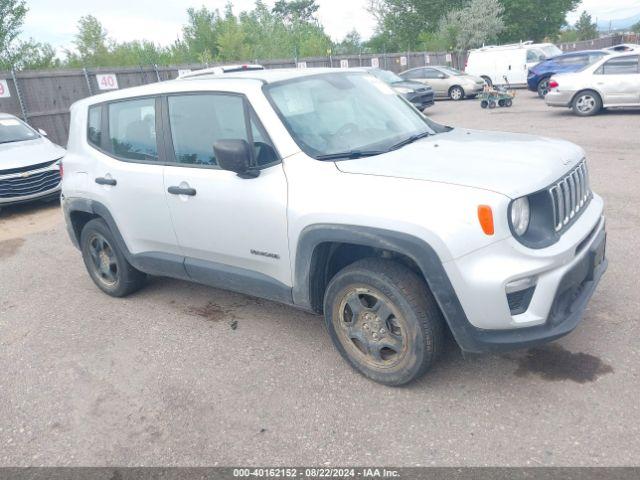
[1,93,639,467]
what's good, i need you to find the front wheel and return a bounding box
[323,258,444,386]
[449,86,465,101]
[80,218,147,297]
[572,91,602,116]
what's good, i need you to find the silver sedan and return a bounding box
[546,52,640,116]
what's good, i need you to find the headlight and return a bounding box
[394,87,413,95]
[510,197,530,236]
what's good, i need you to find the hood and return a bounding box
[0,137,65,172]
[335,128,584,198]
[392,80,433,92]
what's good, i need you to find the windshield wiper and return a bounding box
[316,150,386,161]
[387,131,431,152]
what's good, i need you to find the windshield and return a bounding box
[542,45,563,58]
[439,66,464,76]
[265,73,442,159]
[370,69,404,84]
[0,117,39,144]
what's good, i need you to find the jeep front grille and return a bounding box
[549,160,591,232]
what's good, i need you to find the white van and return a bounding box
[465,42,562,86]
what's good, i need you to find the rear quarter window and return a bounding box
[87,106,102,148]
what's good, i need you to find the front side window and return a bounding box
[265,72,441,159]
[527,49,545,63]
[87,106,102,148]
[108,98,157,161]
[0,117,39,144]
[403,69,427,80]
[167,93,277,168]
[600,56,639,75]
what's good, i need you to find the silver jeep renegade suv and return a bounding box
[61,69,607,386]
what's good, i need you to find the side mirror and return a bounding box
[38,128,48,137]
[214,139,258,179]
[437,73,446,79]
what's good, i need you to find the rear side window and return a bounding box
[108,98,158,161]
[87,106,102,148]
[167,93,277,168]
[600,56,639,75]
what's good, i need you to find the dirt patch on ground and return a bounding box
[0,238,25,259]
[0,202,61,242]
[510,344,613,383]
[187,302,228,322]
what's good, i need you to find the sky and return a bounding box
[20,0,640,52]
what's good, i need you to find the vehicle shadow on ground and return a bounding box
[0,198,60,218]
[140,275,612,392]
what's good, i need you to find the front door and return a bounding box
[596,55,640,105]
[421,68,449,96]
[161,92,292,300]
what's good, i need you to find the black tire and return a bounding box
[449,85,465,101]
[323,258,444,386]
[572,90,602,116]
[480,100,488,109]
[488,100,497,109]
[537,78,550,98]
[80,218,147,297]
[505,98,513,107]
[481,76,493,88]
[498,99,505,107]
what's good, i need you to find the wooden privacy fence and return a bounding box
[0,33,636,147]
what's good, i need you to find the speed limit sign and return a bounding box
[96,74,119,90]
[0,79,10,98]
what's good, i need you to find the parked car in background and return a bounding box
[62,68,606,386]
[399,66,484,100]
[179,64,265,78]
[355,67,434,110]
[528,50,610,97]
[605,44,639,53]
[546,52,640,116]
[0,113,64,210]
[466,42,563,87]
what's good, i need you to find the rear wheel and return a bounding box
[572,90,602,116]
[449,86,465,101]
[488,100,497,109]
[505,98,513,107]
[80,218,147,297]
[323,258,444,386]
[537,78,550,98]
[480,100,488,109]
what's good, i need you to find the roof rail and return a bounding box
[474,41,534,51]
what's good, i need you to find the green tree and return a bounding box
[217,4,250,61]
[630,21,640,34]
[438,0,504,51]
[272,0,319,23]
[335,29,363,54]
[498,0,580,42]
[575,10,598,40]
[0,0,27,55]
[182,6,220,62]
[68,15,110,66]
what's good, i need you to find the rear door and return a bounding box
[87,97,181,257]
[595,55,640,105]
[161,92,292,297]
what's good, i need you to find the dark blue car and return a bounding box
[527,50,610,97]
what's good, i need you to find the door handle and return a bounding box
[168,186,197,196]
[95,177,117,186]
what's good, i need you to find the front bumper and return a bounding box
[0,165,61,206]
[407,92,435,109]
[546,89,575,107]
[442,196,607,353]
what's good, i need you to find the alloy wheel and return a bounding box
[87,233,118,286]
[334,286,408,369]
[450,87,463,100]
[575,94,596,114]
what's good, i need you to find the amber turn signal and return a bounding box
[477,205,494,236]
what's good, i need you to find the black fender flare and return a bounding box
[292,224,480,349]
